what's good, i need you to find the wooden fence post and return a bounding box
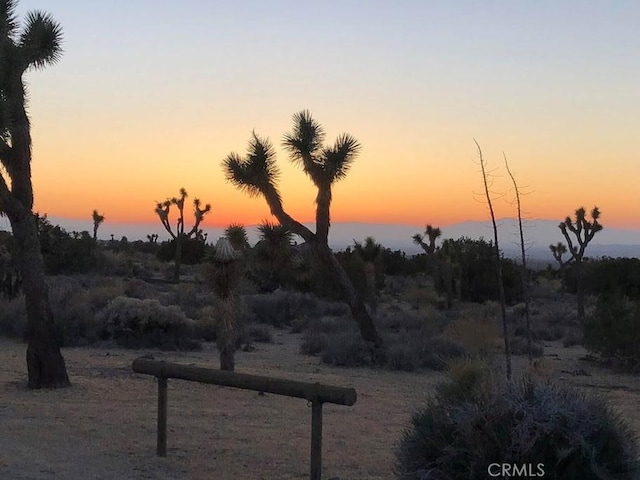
[310,400,323,480]
[158,376,167,457]
[132,358,357,478]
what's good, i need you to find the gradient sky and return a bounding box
[7,0,640,233]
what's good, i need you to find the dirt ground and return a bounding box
[1,333,639,480]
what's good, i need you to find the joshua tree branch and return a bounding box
[0,138,11,160]
[559,224,578,260]
[0,172,12,214]
[155,202,175,239]
[263,183,316,243]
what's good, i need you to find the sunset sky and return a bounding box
[7,1,640,234]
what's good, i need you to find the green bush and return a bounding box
[395,371,639,480]
[55,300,101,347]
[300,319,466,371]
[377,307,438,333]
[300,332,329,356]
[244,323,273,344]
[0,295,27,338]
[35,214,98,274]
[396,333,467,371]
[584,292,640,370]
[436,237,523,304]
[156,238,207,265]
[433,358,495,404]
[243,290,348,328]
[562,327,584,347]
[97,296,200,350]
[320,332,373,367]
[508,336,544,358]
[382,331,467,372]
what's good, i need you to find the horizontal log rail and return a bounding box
[132,358,357,480]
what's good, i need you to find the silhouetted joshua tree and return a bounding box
[154,188,210,282]
[549,242,569,266]
[146,233,158,244]
[413,224,442,286]
[353,236,382,313]
[0,0,70,388]
[550,206,603,321]
[91,209,104,242]
[222,111,381,347]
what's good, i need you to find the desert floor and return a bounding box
[1,333,639,480]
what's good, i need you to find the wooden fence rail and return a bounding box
[132,358,357,480]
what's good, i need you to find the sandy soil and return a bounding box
[1,333,639,480]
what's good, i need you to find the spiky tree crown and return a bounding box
[213,237,239,263]
[413,224,442,255]
[223,132,280,200]
[553,206,603,265]
[353,236,382,262]
[154,188,210,239]
[92,209,104,224]
[208,237,241,299]
[225,223,249,250]
[0,0,63,216]
[282,110,361,187]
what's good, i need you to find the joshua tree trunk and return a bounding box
[363,260,377,314]
[430,255,442,291]
[259,186,382,346]
[173,234,183,283]
[441,259,454,309]
[217,295,237,371]
[318,244,381,346]
[315,185,331,245]
[576,262,585,321]
[10,212,70,388]
[209,237,241,371]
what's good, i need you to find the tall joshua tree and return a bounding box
[208,237,241,371]
[0,0,70,388]
[155,188,210,282]
[353,236,381,313]
[551,206,603,321]
[91,209,104,242]
[222,111,381,347]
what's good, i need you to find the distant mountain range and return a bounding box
[317,219,640,264]
[2,217,638,265]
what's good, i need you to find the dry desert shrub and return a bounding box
[396,363,640,480]
[442,313,503,357]
[402,286,441,310]
[97,296,199,350]
[243,289,348,328]
[0,295,27,338]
